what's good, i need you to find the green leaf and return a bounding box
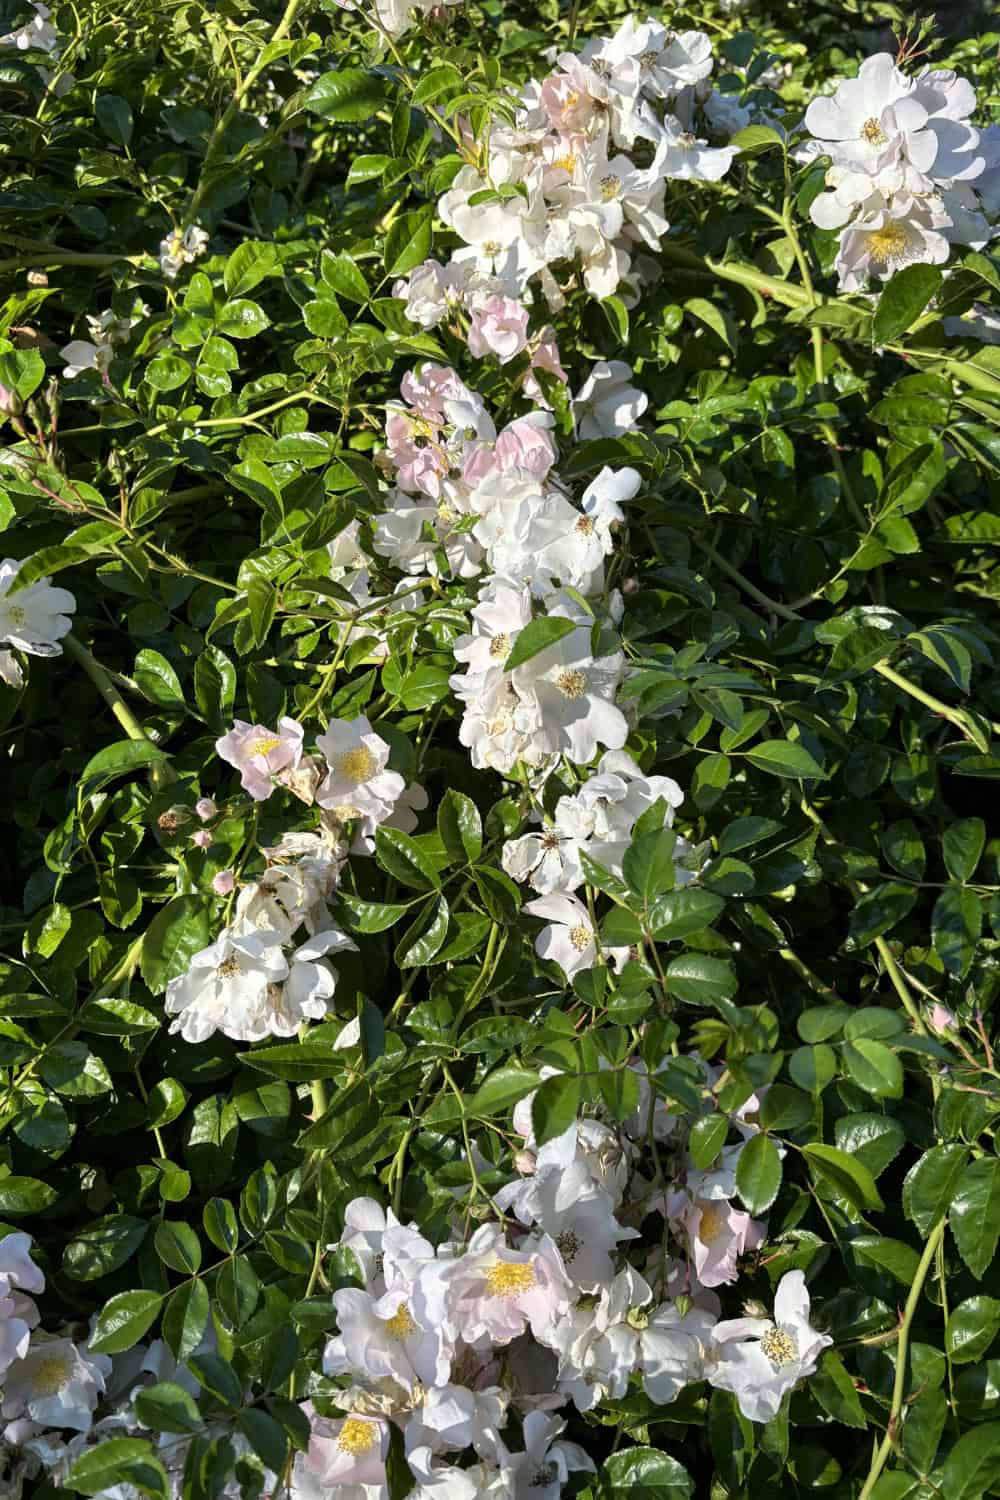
[834,1113,906,1179]
[744,740,825,779]
[80,738,169,793]
[951,1158,1000,1279]
[597,1446,693,1498]
[791,1050,839,1098]
[63,1437,167,1497]
[531,1073,581,1146]
[933,1421,1000,1498]
[903,1145,969,1235]
[689,1113,730,1170]
[395,895,450,968]
[943,818,987,882]
[162,1278,210,1361]
[803,1143,884,1211]
[237,1408,288,1472]
[0,1174,58,1215]
[843,1038,904,1098]
[811,1350,867,1428]
[504,615,577,670]
[947,1296,1000,1364]
[384,206,433,277]
[141,895,212,994]
[851,1234,920,1284]
[468,1065,538,1119]
[337,893,414,933]
[95,93,134,147]
[241,1041,341,1082]
[90,1289,164,1354]
[872,263,943,345]
[437,789,482,865]
[298,1079,379,1152]
[623,829,676,902]
[304,68,387,121]
[735,1132,782,1214]
[134,1381,203,1435]
[320,251,370,303]
[64,1214,148,1279]
[203,1198,239,1255]
[374,826,441,890]
[848,881,918,948]
[649,888,725,940]
[665,954,737,1006]
[932,886,982,979]
[153,1221,202,1275]
[135,649,184,709]
[216,298,269,339]
[224,241,278,298]
[731,123,784,153]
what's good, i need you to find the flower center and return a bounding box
[678,132,698,149]
[216,955,242,979]
[760,1326,798,1368]
[867,221,912,265]
[859,116,888,146]
[575,515,595,534]
[32,1355,70,1396]
[249,734,282,756]
[556,668,587,700]
[384,1302,417,1339]
[553,153,576,174]
[639,48,659,67]
[540,830,561,850]
[698,1203,727,1245]
[338,1417,378,1454]
[484,1259,536,1297]
[481,239,502,256]
[569,923,592,952]
[531,1462,559,1486]
[600,173,622,200]
[556,1228,581,1261]
[591,58,611,78]
[5,605,25,626]
[489,632,511,660]
[335,746,378,783]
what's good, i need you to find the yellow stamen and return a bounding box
[556,668,587,700]
[338,1417,378,1454]
[484,1259,536,1297]
[569,924,592,952]
[335,746,378,784]
[866,221,911,265]
[860,116,888,146]
[32,1356,69,1397]
[760,1327,798,1367]
[698,1203,727,1245]
[384,1303,417,1339]
[249,735,282,756]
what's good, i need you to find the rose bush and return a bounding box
[2,0,1000,1495]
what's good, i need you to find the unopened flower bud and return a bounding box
[191,829,212,848]
[928,1003,957,1035]
[195,797,217,821]
[212,869,235,896]
[514,1150,537,1176]
[622,576,640,594]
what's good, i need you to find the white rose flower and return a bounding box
[0,559,75,659]
[1,1334,111,1433]
[572,360,648,439]
[707,1269,833,1422]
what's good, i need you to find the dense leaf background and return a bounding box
[2,0,1000,1495]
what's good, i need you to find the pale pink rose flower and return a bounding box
[523,327,569,405]
[215,717,304,801]
[467,296,530,364]
[681,1198,766,1288]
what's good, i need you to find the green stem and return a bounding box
[185,0,308,228]
[857,1216,948,1500]
[63,633,175,787]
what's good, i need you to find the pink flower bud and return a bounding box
[195,797,217,821]
[191,829,212,848]
[514,1150,537,1176]
[928,1003,957,1034]
[212,869,235,896]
